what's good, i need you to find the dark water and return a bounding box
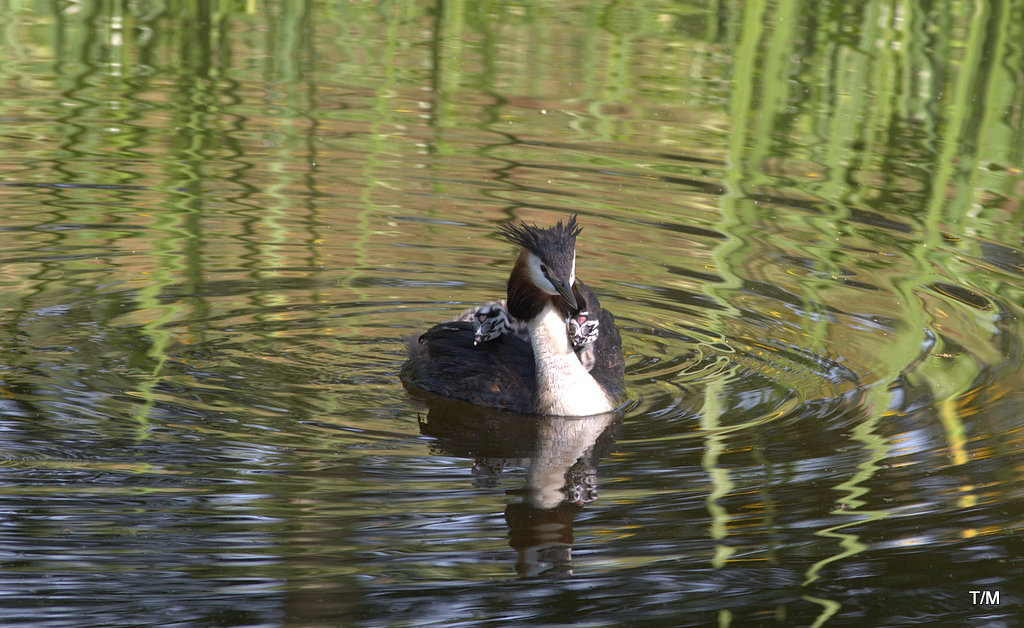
[2,1,1023,626]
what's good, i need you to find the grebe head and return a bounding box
[569,311,599,348]
[569,280,600,348]
[498,215,582,321]
[472,303,512,345]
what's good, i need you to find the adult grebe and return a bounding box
[401,215,624,415]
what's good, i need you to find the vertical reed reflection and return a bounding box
[0,1,1021,625]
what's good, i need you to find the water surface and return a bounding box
[1,1,1023,626]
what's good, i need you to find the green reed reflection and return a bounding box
[1,1,1023,625]
[701,0,1021,620]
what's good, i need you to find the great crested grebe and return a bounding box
[401,215,624,416]
[457,279,601,367]
[564,279,601,371]
[455,300,528,346]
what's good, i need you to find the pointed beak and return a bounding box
[555,279,577,309]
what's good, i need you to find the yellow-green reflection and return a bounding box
[0,0,1022,626]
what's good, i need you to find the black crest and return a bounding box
[497,214,581,270]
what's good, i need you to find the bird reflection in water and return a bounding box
[415,397,621,579]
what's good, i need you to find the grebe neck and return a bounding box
[528,301,615,416]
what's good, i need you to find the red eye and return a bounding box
[540,264,548,273]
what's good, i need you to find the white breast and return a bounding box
[528,302,615,416]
